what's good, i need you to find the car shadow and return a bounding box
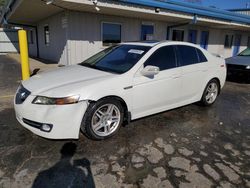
[32,142,95,188]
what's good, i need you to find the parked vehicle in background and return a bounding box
[226,48,250,80]
[14,41,227,140]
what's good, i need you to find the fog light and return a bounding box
[41,124,52,132]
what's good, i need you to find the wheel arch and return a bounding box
[88,95,130,123]
[210,77,221,94]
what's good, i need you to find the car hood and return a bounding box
[226,56,250,66]
[22,65,114,95]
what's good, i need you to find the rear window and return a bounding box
[177,45,199,66]
[196,49,208,62]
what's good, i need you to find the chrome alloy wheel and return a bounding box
[91,104,121,137]
[205,82,218,104]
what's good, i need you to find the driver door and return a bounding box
[132,45,182,119]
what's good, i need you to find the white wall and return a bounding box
[168,25,249,58]
[0,28,37,56]
[0,29,19,53]
[67,11,168,65]
[35,10,250,65]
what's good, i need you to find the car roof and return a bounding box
[122,41,201,48]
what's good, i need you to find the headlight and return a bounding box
[246,65,250,69]
[32,95,80,105]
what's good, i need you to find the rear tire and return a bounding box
[200,79,219,106]
[81,98,124,140]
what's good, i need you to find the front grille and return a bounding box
[15,85,31,104]
[227,64,246,71]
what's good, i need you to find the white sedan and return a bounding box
[14,41,226,140]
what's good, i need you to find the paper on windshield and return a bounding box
[128,49,145,55]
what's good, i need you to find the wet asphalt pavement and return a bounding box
[0,55,250,188]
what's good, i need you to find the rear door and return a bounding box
[176,45,208,102]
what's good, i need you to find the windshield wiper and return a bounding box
[79,63,95,68]
[79,63,120,74]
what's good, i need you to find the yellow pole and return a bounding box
[18,30,30,80]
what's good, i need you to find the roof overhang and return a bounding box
[2,0,250,31]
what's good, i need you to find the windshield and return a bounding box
[238,48,250,57]
[79,45,151,74]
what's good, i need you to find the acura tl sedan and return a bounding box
[14,41,226,140]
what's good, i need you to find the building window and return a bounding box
[141,24,154,40]
[102,22,121,46]
[188,30,197,44]
[224,34,234,48]
[172,30,184,41]
[248,36,250,48]
[44,26,50,45]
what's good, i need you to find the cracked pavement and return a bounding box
[0,55,250,188]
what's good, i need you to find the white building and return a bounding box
[1,0,250,65]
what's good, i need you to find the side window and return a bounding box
[196,49,208,63]
[144,46,177,71]
[177,45,199,66]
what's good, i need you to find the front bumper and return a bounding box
[14,95,88,139]
[227,64,250,76]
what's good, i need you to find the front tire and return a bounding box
[200,79,220,106]
[81,98,124,140]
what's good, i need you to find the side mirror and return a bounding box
[141,65,160,77]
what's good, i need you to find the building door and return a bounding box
[172,30,184,41]
[188,30,197,44]
[233,34,241,56]
[200,31,209,50]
